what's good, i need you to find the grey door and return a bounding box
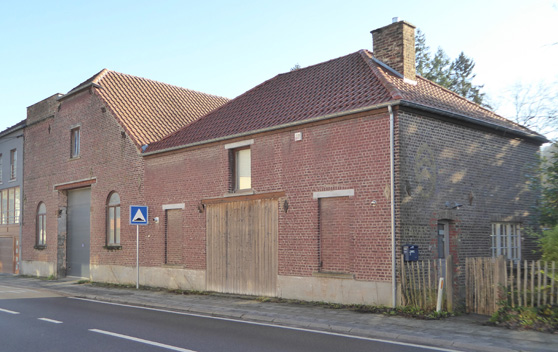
[67,188,91,278]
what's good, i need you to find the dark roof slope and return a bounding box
[62,69,229,147]
[145,50,545,153]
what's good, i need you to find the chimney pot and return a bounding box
[392,17,400,23]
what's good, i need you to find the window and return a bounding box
[225,139,253,192]
[9,149,16,180]
[0,187,20,225]
[106,192,121,245]
[0,153,3,182]
[234,148,251,190]
[37,202,46,246]
[491,223,521,261]
[71,127,80,158]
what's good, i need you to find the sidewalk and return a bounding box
[1,274,556,352]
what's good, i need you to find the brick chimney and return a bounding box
[371,19,416,81]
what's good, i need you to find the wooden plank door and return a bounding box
[206,199,278,296]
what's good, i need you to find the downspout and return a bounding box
[389,105,396,308]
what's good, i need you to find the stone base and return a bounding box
[90,265,205,291]
[277,275,392,305]
[20,260,56,278]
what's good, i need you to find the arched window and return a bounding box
[107,192,121,245]
[37,202,46,246]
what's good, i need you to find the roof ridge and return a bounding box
[98,70,228,100]
[358,50,403,100]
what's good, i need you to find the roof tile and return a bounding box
[68,70,229,147]
[146,50,544,153]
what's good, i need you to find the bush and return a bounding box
[489,304,558,333]
[539,225,558,262]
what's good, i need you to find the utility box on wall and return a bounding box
[402,244,419,261]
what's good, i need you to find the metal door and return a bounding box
[67,188,91,278]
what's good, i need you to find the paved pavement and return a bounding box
[0,274,556,352]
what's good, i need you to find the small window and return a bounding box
[71,127,80,158]
[107,192,121,245]
[491,223,521,261]
[10,149,16,180]
[37,202,47,246]
[234,148,251,190]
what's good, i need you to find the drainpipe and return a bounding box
[389,105,396,308]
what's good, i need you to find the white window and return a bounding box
[71,127,80,158]
[107,192,121,245]
[235,148,251,190]
[37,202,47,246]
[491,223,521,261]
[0,187,20,225]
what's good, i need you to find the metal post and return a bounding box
[136,224,139,289]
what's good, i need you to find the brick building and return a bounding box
[138,20,547,305]
[21,70,228,278]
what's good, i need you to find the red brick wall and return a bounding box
[145,110,394,282]
[23,89,146,274]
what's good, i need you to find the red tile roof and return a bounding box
[63,69,229,147]
[145,50,545,153]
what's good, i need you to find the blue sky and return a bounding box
[1,0,557,134]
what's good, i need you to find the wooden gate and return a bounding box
[0,236,14,273]
[205,198,278,296]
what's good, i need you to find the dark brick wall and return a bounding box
[396,108,541,285]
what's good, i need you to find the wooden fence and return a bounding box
[465,257,558,315]
[400,255,454,311]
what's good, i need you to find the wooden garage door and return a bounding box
[0,237,14,274]
[206,199,278,296]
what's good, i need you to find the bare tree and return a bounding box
[505,80,558,139]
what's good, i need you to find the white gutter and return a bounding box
[389,104,397,308]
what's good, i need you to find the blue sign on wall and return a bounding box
[130,205,148,225]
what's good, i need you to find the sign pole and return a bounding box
[136,224,139,289]
[130,205,148,290]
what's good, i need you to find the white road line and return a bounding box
[73,298,461,352]
[38,318,63,324]
[89,329,197,352]
[0,308,19,315]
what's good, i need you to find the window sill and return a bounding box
[224,189,255,197]
[34,245,47,250]
[69,156,81,161]
[103,245,122,251]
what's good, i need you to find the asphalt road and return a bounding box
[0,285,456,352]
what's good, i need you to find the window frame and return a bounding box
[70,127,80,158]
[36,202,47,247]
[224,139,254,193]
[491,222,521,261]
[9,149,16,180]
[106,192,121,247]
[0,186,20,225]
[233,147,251,191]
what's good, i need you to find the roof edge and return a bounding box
[399,100,549,144]
[143,101,397,156]
[0,119,26,138]
[58,82,102,101]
